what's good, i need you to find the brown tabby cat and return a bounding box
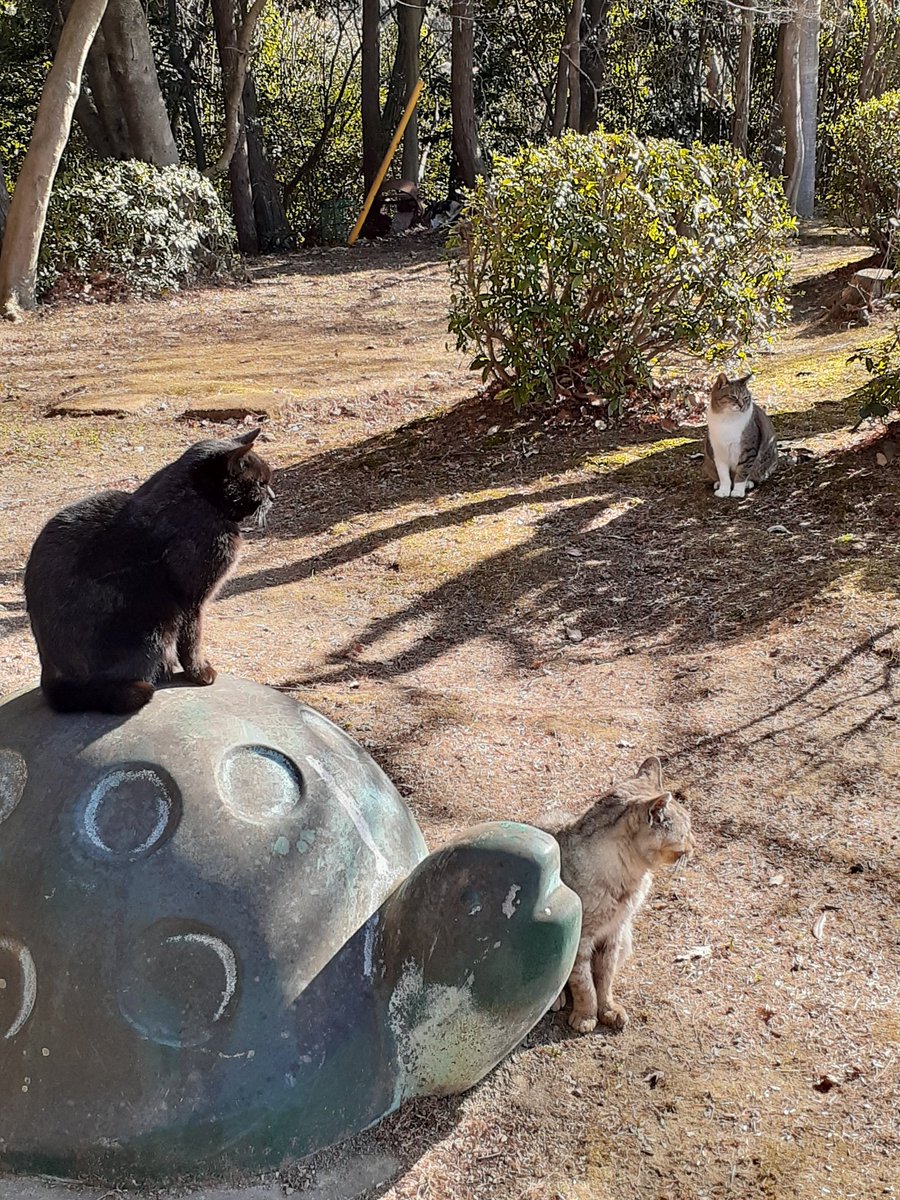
[548,757,695,1033]
[703,372,778,499]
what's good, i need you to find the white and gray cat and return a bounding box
[703,372,778,499]
[547,757,695,1034]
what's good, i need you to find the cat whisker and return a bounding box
[254,496,273,531]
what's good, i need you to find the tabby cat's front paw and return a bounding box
[185,662,217,686]
[599,1003,628,1030]
[714,484,731,499]
[551,992,566,1013]
[568,1010,598,1034]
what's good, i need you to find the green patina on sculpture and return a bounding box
[0,675,580,1183]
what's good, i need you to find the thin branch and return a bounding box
[204,0,266,179]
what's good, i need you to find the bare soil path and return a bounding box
[0,224,897,1200]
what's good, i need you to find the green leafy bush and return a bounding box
[849,326,900,423]
[448,131,795,411]
[828,91,900,257]
[39,161,237,298]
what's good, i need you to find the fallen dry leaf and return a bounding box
[814,1074,840,1093]
[675,945,712,963]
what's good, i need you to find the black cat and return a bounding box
[24,429,273,715]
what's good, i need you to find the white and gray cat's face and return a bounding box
[709,372,753,416]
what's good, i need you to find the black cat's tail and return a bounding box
[42,678,154,715]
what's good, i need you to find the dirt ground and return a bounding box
[0,224,898,1200]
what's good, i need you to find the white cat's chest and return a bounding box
[708,406,752,467]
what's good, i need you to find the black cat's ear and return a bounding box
[227,429,260,469]
[636,756,663,790]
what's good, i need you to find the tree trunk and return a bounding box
[211,0,257,253]
[100,0,179,165]
[566,0,583,131]
[732,3,755,154]
[859,0,886,101]
[206,0,267,178]
[763,20,786,177]
[0,0,110,315]
[82,25,132,156]
[362,0,384,193]
[243,73,294,250]
[229,126,258,255]
[73,90,118,156]
[551,0,583,136]
[451,0,485,187]
[796,0,820,216]
[400,0,425,182]
[0,157,10,247]
[167,0,206,170]
[781,15,804,213]
[379,1,422,172]
[579,0,610,133]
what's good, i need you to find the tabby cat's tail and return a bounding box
[42,678,154,715]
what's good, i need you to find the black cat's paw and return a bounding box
[185,662,217,686]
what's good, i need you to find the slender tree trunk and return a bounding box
[361,0,383,192]
[859,0,884,101]
[781,15,804,213]
[450,0,485,187]
[0,157,10,247]
[229,126,258,254]
[579,0,610,133]
[101,0,179,165]
[206,0,267,178]
[732,3,755,154]
[0,0,110,315]
[566,0,583,131]
[400,0,425,182]
[211,0,257,253]
[763,20,786,176]
[243,73,294,250]
[552,0,583,136]
[167,0,206,170]
[796,0,820,216]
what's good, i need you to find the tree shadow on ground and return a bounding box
[0,570,28,635]
[247,230,448,283]
[796,220,873,250]
[228,389,897,684]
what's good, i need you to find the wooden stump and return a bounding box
[849,267,894,300]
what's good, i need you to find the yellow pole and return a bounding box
[348,77,425,247]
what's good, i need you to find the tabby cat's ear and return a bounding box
[636,756,663,790]
[713,372,729,390]
[648,793,672,824]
